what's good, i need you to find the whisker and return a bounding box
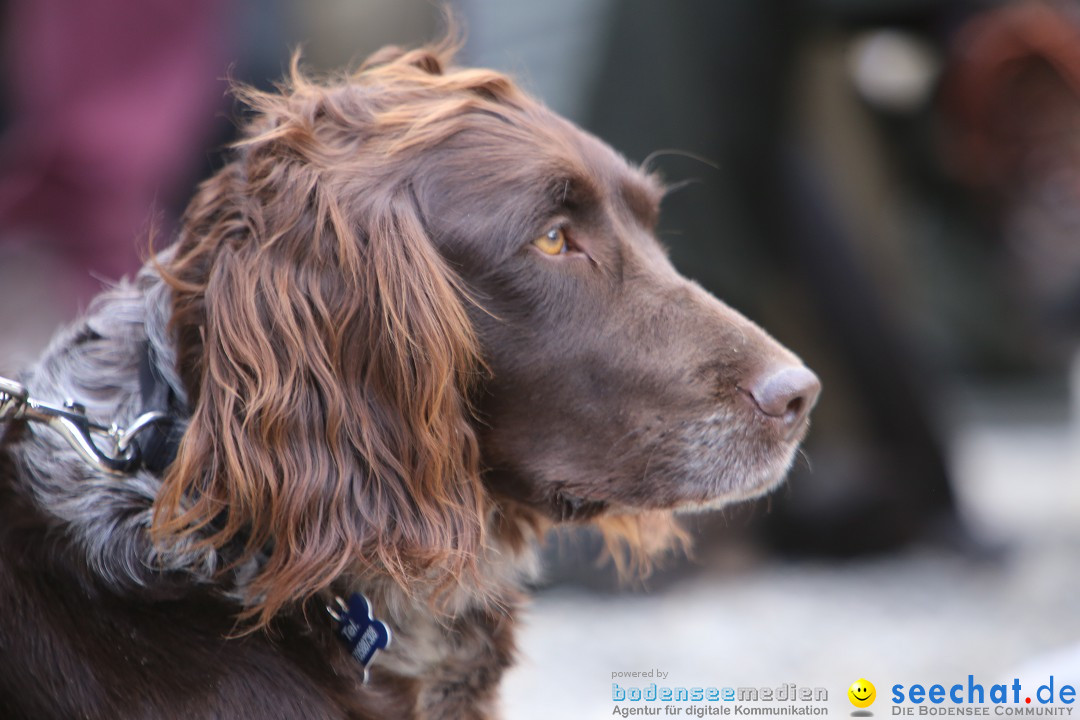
[638,430,668,488]
[604,422,651,461]
[641,148,720,173]
[662,177,704,197]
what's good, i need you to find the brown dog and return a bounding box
[0,41,819,719]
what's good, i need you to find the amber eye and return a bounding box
[532,227,568,255]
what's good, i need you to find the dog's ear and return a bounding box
[153,84,486,625]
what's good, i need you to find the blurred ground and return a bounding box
[501,364,1080,718]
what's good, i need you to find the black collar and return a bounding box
[134,344,185,475]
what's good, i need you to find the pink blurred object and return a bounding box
[942,1,1080,338]
[0,0,230,307]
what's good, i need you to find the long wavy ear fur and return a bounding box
[152,47,486,626]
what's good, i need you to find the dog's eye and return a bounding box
[532,227,568,256]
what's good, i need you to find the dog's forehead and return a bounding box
[444,101,662,224]
[519,103,662,206]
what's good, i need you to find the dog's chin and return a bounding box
[563,436,803,520]
[676,464,791,513]
[662,433,804,514]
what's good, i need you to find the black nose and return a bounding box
[747,365,821,437]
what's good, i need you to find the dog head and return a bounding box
[153,42,819,624]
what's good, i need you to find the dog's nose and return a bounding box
[746,365,821,436]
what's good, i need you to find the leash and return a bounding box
[0,374,173,475]
[0,344,181,475]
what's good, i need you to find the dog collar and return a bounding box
[133,343,185,474]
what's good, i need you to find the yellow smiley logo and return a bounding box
[848,679,876,708]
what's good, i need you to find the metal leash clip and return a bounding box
[0,375,169,475]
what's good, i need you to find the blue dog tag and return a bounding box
[331,593,391,682]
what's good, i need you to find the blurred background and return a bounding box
[1,0,1079,716]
